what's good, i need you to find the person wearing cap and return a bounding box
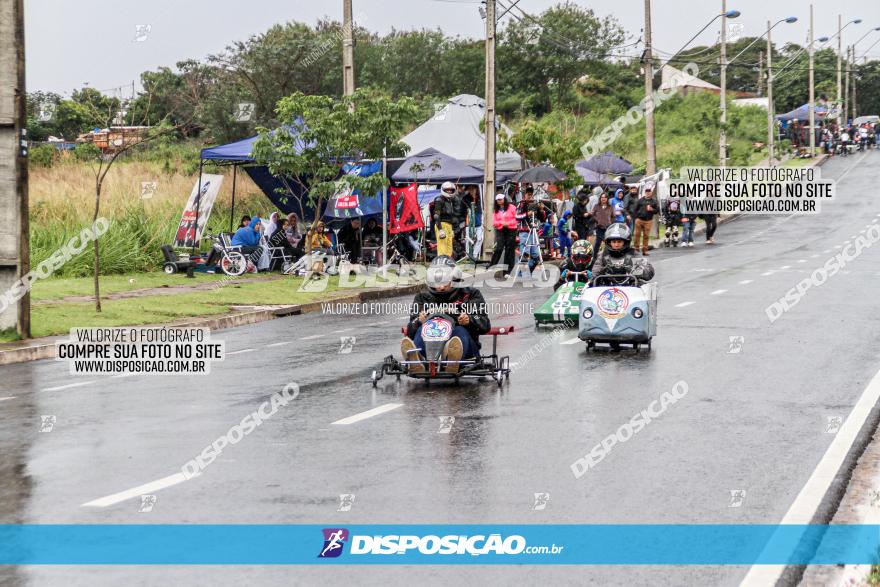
[433,181,459,257]
[490,192,518,276]
[632,182,659,256]
[515,188,542,272]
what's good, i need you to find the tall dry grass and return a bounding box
[29,156,268,276]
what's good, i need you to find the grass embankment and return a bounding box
[3,271,348,341]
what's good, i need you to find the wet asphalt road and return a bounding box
[2,151,880,586]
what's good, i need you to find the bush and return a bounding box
[29,144,56,168]
[73,143,101,162]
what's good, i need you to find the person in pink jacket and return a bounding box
[490,192,518,276]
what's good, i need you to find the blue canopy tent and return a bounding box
[775,104,828,122]
[198,125,312,234]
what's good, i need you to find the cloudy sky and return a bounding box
[25,0,880,95]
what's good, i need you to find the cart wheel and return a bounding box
[610,342,621,352]
[495,372,503,387]
[633,343,640,351]
[454,377,459,385]
[396,374,401,381]
[163,263,176,275]
[647,339,653,351]
[586,339,594,351]
[371,370,378,388]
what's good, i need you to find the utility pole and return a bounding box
[809,4,816,156]
[757,51,764,97]
[643,0,656,176]
[851,45,857,118]
[837,15,843,127]
[342,0,355,96]
[719,0,728,167]
[844,45,850,123]
[0,0,29,337]
[767,20,775,164]
[482,0,497,257]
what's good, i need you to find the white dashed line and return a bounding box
[111,374,133,379]
[266,341,293,347]
[560,337,582,345]
[797,260,806,263]
[675,301,695,308]
[333,328,354,333]
[810,255,819,258]
[761,271,773,276]
[43,381,94,392]
[738,280,753,285]
[0,396,15,401]
[299,334,324,340]
[82,472,188,508]
[226,348,256,355]
[780,265,791,270]
[710,289,727,295]
[331,403,403,425]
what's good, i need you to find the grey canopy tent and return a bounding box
[391,147,486,184]
[397,94,523,171]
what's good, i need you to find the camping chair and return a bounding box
[262,234,293,271]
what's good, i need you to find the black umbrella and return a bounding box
[512,165,567,184]
[576,152,633,175]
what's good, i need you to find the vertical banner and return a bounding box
[389,183,423,234]
[174,174,224,248]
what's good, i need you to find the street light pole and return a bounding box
[767,20,775,165]
[719,0,728,167]
[644,0,656,176]
[809,4,816,156]
[342,0,355,97]
[844,44,850,123]
[838,15,843,127]
[482,0,497,257]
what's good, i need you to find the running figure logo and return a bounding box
[825,416,843,434]
[139,495,157,513]
[318,528,349,558]
[728,489,746,508]
[533,492,550,510]
[40,415,56,432]
[337,494,355,512]
[728,335,744,354]
[338,336,356,354]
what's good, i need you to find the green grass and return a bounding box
[782,156,818,168]
[23,272,354,339]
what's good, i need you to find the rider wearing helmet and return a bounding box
[554,239,594,290]
[402,255,491,373]
[591,222,655,285]
[433,181,460,257]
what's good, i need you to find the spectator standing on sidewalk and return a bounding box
[632,183,659,256]
[590,192,614,255]
[702,213,718,244]
[679,208,696,247]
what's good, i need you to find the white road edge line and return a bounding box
[299,334,324,340]
[82,472,188,508]
[710,289,727,295]
[331,403,403,426]
[266,341,293,347]
[43,381,94,392]
[739,362,880,586]
[226,348,256,355]
[674,301,695,308]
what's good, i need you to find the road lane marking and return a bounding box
[738,280,753,285]
[0,396,15,401]
[266,341,293,347]
[710,289,727,295]
[331,403,403,426]
[797,260,806,263]
[43,381,94,392]
[810,254,819,258]
[82,472,188,508]
[674,301,695,308]
[740,360,880,586]
[226,348,256,356]
[780,265,791,270]
[761,271,773,276]
[560,337,581,345]
[823,249,831,253]
[299,334,324,340]
[111,374,133,379]
[333,328,353,333]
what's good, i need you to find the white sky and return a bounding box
[25,0,880,95]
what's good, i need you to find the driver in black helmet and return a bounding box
[591,222,655,285]
[401,255,491,373]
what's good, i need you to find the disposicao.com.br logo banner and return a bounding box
[2,525,880,564]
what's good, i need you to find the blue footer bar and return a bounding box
[1,525,879,564]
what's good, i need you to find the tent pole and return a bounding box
[192,160,204,253]
[230,164,237,232]
[382,148,388,266]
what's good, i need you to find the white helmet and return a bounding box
[441,181,456,196]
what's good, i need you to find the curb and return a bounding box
[0,282,425,366]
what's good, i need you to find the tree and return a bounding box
[252,89,421,218]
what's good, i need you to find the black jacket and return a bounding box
[633,196,659,220]
[433,195,463,226]
[407,286,491,341]
[336,223,362,259]
[592,248,655,283]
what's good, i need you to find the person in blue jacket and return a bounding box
[556,209,573,258]
[231,216,263,256]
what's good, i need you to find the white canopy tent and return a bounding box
[398,94,523,172]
